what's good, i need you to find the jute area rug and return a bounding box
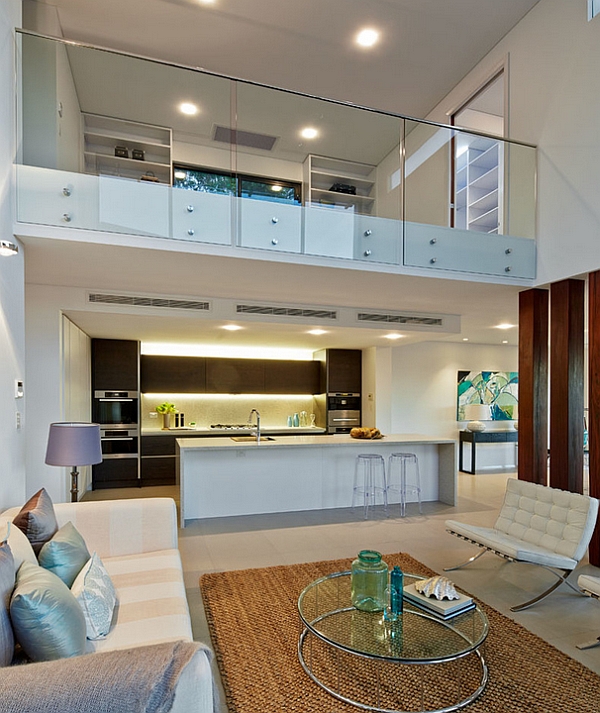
[200,553,600,713]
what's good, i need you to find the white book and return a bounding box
[403,583,475,619]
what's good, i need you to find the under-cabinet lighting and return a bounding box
[495,323,516,330]
[383,333,404,340]
[142,342,314,360]
[142,393,314,400]
[355,28,380,48]
[0,241,18,256]
[307,329,328,336]
[300,127,318,140]
[221,324,243,331]
[179,102,199,116]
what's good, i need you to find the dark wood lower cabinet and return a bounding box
[141,456,176,486]
[92,458,139,489]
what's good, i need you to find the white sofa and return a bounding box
[0,497,214,713]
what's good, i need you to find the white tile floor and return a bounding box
[86,471,600,711]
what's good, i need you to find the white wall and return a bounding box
[0,0,25,511]
[390,342,518,469]
[427,0,600,285]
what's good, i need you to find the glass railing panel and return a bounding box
[235,81,404,263]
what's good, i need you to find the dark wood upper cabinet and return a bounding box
[205,358,265,393]
[92,339,139,391]
[141,355,206,393]
[326,349,362,393]
[264,360,320,394]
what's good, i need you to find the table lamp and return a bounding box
[463,404,491,432]
[45,422,102,502]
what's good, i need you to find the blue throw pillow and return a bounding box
[38,522,90,588]
[10,561,86,661]
[0,541,15,666]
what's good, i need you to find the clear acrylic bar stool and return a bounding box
[352,454,388,519]
[387,452,422,517]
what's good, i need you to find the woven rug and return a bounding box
[200,553,600,713]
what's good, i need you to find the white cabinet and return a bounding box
[83,114,172,185]
[354,215,400,264]
[172,189,233,245]
[238,198,302,253]
[17,165,98,230]
[304,205,354,259]
[304,155,376,215]
[455,137,503,234]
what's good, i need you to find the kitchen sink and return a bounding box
[230,436,275,442]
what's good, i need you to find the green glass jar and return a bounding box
[351,550,388,612]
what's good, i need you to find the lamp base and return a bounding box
[70,467,79,503]
[467,420,486,432]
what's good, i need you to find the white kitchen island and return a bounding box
[177,434,456,525]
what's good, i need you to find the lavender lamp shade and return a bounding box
[45,423,102,467]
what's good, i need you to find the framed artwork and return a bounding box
[457,370,518,421]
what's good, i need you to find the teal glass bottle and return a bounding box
[351,550,388,612]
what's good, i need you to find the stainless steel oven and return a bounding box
[93,391,138,425]
[100,426,139,459]
[327,393,361,434]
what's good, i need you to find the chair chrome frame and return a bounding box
[576,584,600,650]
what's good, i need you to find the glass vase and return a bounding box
[351,550,388,612]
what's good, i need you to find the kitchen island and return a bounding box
[177,434,456,525]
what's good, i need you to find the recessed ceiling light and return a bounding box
[300,127,318,140]
[199,0,215,4]
[463,338,469,342]
[179,102,198,116]
[221,324,243,331]
[307,329,328,336]
[383,333,404,340]
[271,184,283,192]
[355,28,380,48]
[495,323,516,330]
[502,340,509,344]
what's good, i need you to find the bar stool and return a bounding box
[352,454,388,519]
[387,452,422,517]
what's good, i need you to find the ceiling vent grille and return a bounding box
[88,293,210,311]
[212,125,278,151]
[357,312,444,327]
[236,304,337,320]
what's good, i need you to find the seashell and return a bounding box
[415,576,460,601]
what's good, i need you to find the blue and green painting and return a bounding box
[457,371,518,421]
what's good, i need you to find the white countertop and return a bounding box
[177,433,455,451]
[143,426,326,436]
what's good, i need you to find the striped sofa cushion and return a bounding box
[86,548,192,654]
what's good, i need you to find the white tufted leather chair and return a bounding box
[445,478,599,612]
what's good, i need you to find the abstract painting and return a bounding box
[457,371,518,421]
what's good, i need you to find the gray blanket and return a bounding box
[0,640,207,713]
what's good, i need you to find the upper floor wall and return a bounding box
[14,31,538,285]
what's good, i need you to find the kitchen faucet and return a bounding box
[248,409,261,443]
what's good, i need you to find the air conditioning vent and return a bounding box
[236,304,337,320]
[357,312,444,327]
[88,293,210,311]
[212,125,278,151]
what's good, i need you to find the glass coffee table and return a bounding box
[298,571,488,713]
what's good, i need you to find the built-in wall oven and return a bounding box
[93,391,140,486]
[327,393,361,434]
[93,391,138,425]
[100,426,139,458]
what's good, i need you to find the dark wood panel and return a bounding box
[264,360,320,394]
[518,289,549,484]
[141,355,206,393]
[327,349,362,393]
[205,358,265,393]
[92,339,139,391]
[549,279,584,493]
[588,272,600,565]
[92,458,139,489]
[141,435,176,456]
[141,456,176,485]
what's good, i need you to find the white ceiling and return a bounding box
[21,0,538,352]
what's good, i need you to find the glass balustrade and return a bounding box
[14,31,537,279]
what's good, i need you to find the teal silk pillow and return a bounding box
[10,561,86,661]
[12,488,59,554]
[0,541,15,666]
[71,552,117,640]
[38,522,90,588]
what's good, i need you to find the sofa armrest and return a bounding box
[49,498,178,558]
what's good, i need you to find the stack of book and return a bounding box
[403,583,475,619]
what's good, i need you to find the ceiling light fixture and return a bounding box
[300,127,318,140]
[463,338,469,342]
[221,324,243,331]
[495,323,516,330]
[383,333,404,340]
[502,340,509,344]
[179,102,198,116]
[307,329,328,336]
[356,28,380,48]
[0,241,18,256]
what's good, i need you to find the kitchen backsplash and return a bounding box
[141,394,318,430]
